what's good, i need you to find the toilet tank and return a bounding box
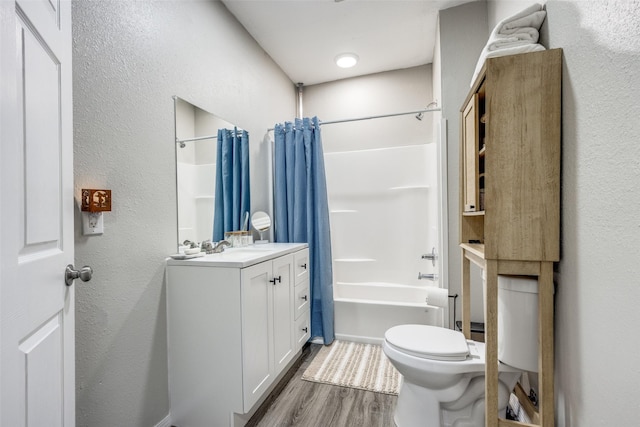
[497,275,541,372]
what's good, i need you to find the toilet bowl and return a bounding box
[383,324,520,427]
[383,275,540,427]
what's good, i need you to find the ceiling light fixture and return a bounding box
[335,53,359,68]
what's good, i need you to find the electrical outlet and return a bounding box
[82,212,104,235]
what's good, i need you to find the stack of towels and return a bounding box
[471,3,547,86]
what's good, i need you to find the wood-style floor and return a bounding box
[247,344,398,427]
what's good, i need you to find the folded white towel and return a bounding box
[487,28,540,51]
[498,10,547,35]
[470,3,547,86]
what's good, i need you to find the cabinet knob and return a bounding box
[301,295,308,301]
[302,327,308,333]
[269,276,282,285]
[300,263,307,270]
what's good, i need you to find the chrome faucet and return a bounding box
[209,240,231,254]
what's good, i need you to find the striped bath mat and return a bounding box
[302,340,401,395]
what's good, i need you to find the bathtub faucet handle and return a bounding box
[421,247,438,267]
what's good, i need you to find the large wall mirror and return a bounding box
[173,96,237,248]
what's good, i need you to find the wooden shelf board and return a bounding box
[498,419,539,427]
[463,210,485,217]
[460,243,485,258]
[460,243,486,269]
[515,382,541,425]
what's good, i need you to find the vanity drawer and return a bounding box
[294,312,310,350]
[294,280,310,320]
[294,249,309,285]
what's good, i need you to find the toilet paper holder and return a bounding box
[418,272,438,281]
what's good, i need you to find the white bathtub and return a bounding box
[334,282,445,344]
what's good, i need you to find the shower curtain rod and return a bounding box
[176,129,245,145]
[267,107,441,132]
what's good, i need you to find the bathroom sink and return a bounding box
[166,243,308,269]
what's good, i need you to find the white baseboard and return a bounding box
[155,414,172,427]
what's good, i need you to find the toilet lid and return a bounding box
[385,325,469,361]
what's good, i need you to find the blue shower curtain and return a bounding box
[213,127,250,242]
[274,117,334,344]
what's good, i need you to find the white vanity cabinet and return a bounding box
[166,243,309,427]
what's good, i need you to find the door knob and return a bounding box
[65,264,93,286]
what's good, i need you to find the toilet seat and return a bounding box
[385,324,469,361]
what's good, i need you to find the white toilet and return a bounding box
[383,275,539,427]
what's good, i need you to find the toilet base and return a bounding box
[394,380,442,427]
[393,372,520,427]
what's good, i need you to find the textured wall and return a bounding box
[437,1,489,323]
[545,1,640,425]
[488,1,640,425]
[72,1,295,426]
[304,66,435,152]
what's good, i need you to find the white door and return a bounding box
[1,1,76,426]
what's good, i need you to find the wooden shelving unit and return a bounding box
[458,49,562,427]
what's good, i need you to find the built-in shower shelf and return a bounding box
[333,258,376,263]
[330,209,358,214]
[389,185,430,190]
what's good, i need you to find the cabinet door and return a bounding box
[462,94,480,212]
[272,254,295,372]
[241,261,273,411]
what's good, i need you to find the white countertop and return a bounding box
[166,243,308,268]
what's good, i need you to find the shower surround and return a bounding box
[324,141,441,343]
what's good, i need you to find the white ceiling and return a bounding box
[222,0,477,86]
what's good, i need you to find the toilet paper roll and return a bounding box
[425,287,449,308]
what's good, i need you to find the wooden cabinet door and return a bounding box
[241,261,273,411]
[272,254,295,372]
[462,94,480,212]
